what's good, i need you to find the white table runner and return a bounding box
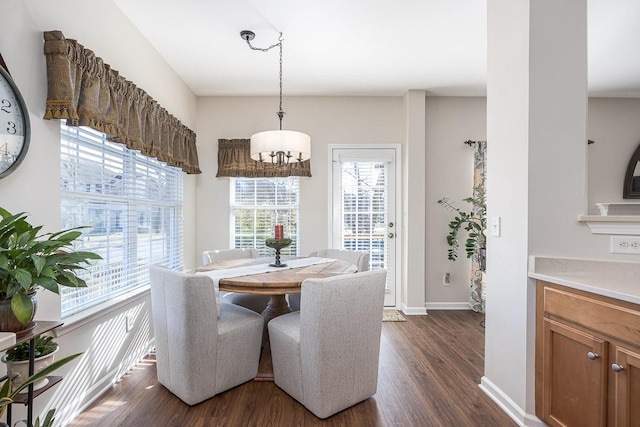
[196,256,339,287]
[196,257,343,315]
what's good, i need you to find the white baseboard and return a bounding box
[400,303,427,315]
[425,302,471,310]
[479,376,546,427]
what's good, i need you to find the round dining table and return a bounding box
[196,257,357,322]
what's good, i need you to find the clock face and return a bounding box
[0,65,30,179]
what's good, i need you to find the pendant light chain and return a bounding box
[278,36,284,130]
[242,32,285,130]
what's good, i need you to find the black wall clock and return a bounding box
[0,57,30,179]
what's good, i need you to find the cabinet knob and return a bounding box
[587,352,599,360]
[388,233,395,238]
[612,363,625,372]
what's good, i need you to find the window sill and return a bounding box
[53,285,151,338]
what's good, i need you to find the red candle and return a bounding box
[274,225,284,240]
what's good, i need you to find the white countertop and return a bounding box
[528,256,640,305]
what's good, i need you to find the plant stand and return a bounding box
[1,321,63,427]
[265,241,291,268]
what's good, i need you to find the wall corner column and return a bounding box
[402,90,427,314]
[485,0,588,423]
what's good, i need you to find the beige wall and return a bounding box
[425,97,487,306]
[588,98,640,213]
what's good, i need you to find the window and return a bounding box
[60,124,183,316]
[230,177,299,256]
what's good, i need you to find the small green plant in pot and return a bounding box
[0,207,102,332]
[1,336,59,391]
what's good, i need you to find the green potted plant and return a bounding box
[0,207,101,332]
[1,336,59,391]
[437,189,487,267]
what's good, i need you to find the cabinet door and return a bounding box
[611,346,640,427]
[542,318,608,427]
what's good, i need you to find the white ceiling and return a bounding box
[112,0,640,98]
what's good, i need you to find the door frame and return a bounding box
[328,144,402,309]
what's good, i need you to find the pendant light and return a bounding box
[241,30,311,168]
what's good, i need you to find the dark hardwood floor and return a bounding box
[67,311,516,427]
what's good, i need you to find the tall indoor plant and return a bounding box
[0,207,101,332]
[437,189,487,267]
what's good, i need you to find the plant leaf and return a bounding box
[11,268,32,290]
[32,276,59,293]
[11,353,83,396]
[11,293,34,324]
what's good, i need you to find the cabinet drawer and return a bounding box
[542,284,640,346]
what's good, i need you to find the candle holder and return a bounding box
[265,238,292,267]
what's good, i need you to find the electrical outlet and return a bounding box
[443,273,451,287]
[610,236,640,254]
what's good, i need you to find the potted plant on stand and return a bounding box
[0,207,101,333]
[1,336,59,393]
[0,351,82,427]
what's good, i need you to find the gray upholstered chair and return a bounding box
[268,270,387,419]
[149,265,263,405]
[288,249,370,311]
[202,248,270,314]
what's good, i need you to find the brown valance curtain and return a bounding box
[42,30,201,174]
[216,139,311,178]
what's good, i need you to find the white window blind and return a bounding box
[340,160,387,270]
[60,124,183,316]
[230,177,299,256]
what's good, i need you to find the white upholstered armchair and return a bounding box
[149,265,264,405]
[288,249,370,311]
[202,248,270,314]
[202,248,259,265]
[268,269,386,419]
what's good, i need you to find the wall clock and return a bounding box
[0,59,30,179]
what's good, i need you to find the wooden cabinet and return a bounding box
[536,281,640,427]
[612,346,640,427]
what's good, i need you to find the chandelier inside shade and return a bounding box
[250,130,311,166]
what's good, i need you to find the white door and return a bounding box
[330,146,399,307]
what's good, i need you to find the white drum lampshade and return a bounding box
[250,130,311,163]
